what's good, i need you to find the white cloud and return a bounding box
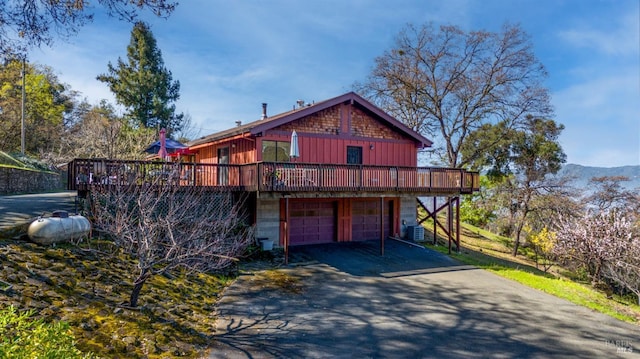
[554,68,640,167]
[558,11,639,56]
[552,4,640,167]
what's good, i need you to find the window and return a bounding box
[347,146,362,164]
[262,141,291,162]
[217,147,229,185]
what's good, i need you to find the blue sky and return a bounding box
[29,0,639,167]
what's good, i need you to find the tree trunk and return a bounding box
[512,236,520,257]
[129,270,149,307]
[512,220,525,257]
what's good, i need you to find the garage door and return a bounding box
[289,201,336,246]
[352,199,392,241]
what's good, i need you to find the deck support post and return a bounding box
[284,197,290,265]
[380,196,384,256]
[433,197,437,245]
[418,197,452,244]
[455,196,460,253]
[418,196,460,253]
[447,196,453,254]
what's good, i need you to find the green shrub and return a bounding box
[0,305,92,359]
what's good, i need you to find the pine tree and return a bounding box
[97,21,183,134]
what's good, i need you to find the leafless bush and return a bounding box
[603,261,640,305]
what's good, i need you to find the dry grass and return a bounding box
[247,269,304,294]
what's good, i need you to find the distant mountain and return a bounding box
[556,164,640,191]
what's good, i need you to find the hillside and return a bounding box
[0,239,232,358]
[556,163,640,191]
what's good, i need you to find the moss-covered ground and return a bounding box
[0,238,272,358]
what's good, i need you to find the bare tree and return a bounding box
[173,112,202,143]
[587,176,640,214]
[1,0,176,55]
[604,260,640,305]
[356,23,552,167]
[90,168,254,307]
[52,100,155,163]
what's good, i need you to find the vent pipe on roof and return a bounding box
[261,103,268,120]
[235,121,242,127]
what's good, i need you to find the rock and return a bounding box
[60,278,76,291]
[122,336,138,345]
[22,298,48,309]
[76,280,90,289]
[155,332,168,344]
[37,274,55,286]
[39,307,57,318]
[44,290,60,299]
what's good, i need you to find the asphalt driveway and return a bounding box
[0,191,77,230]
[210,240,639,359]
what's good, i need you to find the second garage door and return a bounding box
[289,200,336,246]
[352,199,392,241]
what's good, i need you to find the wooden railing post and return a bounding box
[257,162,264,191]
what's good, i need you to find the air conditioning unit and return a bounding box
[407,225,425,242]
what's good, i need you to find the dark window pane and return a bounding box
[347,146,362,164]
[263,140,291,161]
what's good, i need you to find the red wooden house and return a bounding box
[68,92,479,253]
[185,92,478,247]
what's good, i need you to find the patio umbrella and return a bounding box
[158,128,168,160]
[290,130,299,161]
[144,138,188,154]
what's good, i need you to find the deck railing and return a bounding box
[67,159,480,194]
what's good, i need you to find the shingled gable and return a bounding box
[189,92,432,149]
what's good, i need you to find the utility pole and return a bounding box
[21,57,26,155]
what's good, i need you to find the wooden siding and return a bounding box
[277,105,342,136]
[230,139,256,164]
[196,145,215,164]
[350,106,405,140]
[196,138,256,165]
[257,133,417,166]
[281,135,416,166]
[256,101,419,166]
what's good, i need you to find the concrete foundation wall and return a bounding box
[255,198,280,246]
[399,196,419,239]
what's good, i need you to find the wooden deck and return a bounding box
[67,159,480,195]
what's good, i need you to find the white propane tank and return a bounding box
[27,210,91,245]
